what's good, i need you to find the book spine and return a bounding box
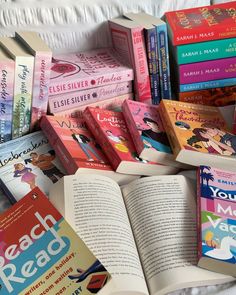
[12,56,34,138]
[30,51,52,131]
[156,23,171,99]
[83,109,121,170]
[49,81,132,113]
[177,37,236,65]
[180,77,236,92]
[122,100,144,155]
[145,28,161,104]
[40,117,78,175]
[179,57,236,84]
[48,68,133,96]
[159,102,181,158]
[233,105,236,135]
[178,86,236,107]
[0,60,14,143]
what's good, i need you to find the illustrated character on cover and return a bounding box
[28,151,65,183]
[141,117,171,153]
[71,129,105,163]
[68,259,109,293]
[13,163,37,190]
[105,130,147,163]
[187,123,236,155]
[203,230,236,263]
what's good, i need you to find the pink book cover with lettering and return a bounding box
[48,80,132,113]
[122,99,172,155]
[179,57,236,84]
[109,19,152,104]
[83,107,178,175]
[30,51,52,130]
[49,48,133,96]
[40,115,113,175]
[197,165,236,272]
[52,93,134,117]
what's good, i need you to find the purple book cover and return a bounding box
[49,48,134,96]
[179,57,236,84]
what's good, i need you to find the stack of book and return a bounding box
[108,12,171,105]
[165,1,236,107]
[0,31,52,141]
[48,48,134,117]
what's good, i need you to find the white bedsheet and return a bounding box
[0,0,235,294]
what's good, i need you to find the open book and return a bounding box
[49,174,234,295]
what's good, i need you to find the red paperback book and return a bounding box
[83,107,179,176]
[165,1,236,45]
[40,115,138,185]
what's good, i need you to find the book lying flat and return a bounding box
[197,165,236,277]
[0,186,111,294]
[83,107,179,176]
[0,131,65,203]
[40,115,138,185]
[159,99,236,171]
[49,174,234,295]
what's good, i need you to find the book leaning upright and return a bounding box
[0,37,34,138]
[49,173,234,295]
[15,31,52,131]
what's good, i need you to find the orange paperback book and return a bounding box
[159,99,236,171]
[0,187,111,294]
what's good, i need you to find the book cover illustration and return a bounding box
[48,81,132,113]
[165,2,236,45]
[122,100,171,155]
[84,107,149,169]
[197,166,236,273]
[179,57,236,84]
[0,53,14,143]
[49,48,133,95]
[40,115,113,175]
[0,131,65,203]
[0,187,111,294]
[178,86,236,107]
[160,100,236,157]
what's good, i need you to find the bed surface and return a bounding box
[0,0,235,294]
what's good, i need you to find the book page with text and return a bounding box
[63,174,149,295]
[122,175,234,295]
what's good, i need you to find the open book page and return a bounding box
[122,175,234,295]
[56,174,149,295]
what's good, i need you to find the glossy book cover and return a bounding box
[49,48,133,95]
[0,131,65,203]
[159,99,236,157]
[122,100,172,155]
[0,187,111,294]
[197,166,236,274]
[40,115,113,175]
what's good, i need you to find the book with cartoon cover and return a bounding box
[159,99,236,171]
[0,186,111,294]
[0,131,65,203]
[197,165,236,276]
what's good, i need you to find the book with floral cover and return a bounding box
[0,186,111,294]
[49,48,133,96]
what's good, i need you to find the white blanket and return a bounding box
[0,0,235,294]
